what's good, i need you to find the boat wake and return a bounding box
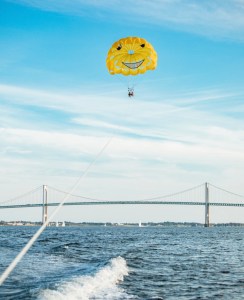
[39,256,133,300]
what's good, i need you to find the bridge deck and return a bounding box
[1,201,244,209]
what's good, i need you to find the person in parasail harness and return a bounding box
[128,88,134,98]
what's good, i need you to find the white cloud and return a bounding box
[1,83,244,222]
[12,0,244,40]
[1,83,244,150]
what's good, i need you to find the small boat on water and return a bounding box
[62,221,65,227]
[56,221,59,227]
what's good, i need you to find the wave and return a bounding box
[39,256,133,300]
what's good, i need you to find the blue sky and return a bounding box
[1,0,244,223]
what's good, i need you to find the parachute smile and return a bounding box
[122,60,144,69]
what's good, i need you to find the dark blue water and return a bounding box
[0,226,243,299]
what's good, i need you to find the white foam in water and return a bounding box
[39,257,133,300]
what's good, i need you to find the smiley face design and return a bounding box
[106,37,157,76]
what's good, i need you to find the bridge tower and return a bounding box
[204,182,210,227]
[42,185,48,225]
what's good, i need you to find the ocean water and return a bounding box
[0,226,243,300]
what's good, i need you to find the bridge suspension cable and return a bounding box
[1,182,244,209]
[47,182,205,203]
[0,186,43,206]
[208,183,244,205]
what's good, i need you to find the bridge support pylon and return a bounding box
[42,185,48,225]
[204,182,210,227]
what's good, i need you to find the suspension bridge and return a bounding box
[0,182,244,227]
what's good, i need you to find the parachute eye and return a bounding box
[117,45,122,50]
[140,44,145,48]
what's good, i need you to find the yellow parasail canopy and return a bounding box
[106,37,157,76]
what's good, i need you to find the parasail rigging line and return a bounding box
[0,136,114,286]
[0,94,134,286]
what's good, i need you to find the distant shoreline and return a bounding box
[1,221,243,227]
